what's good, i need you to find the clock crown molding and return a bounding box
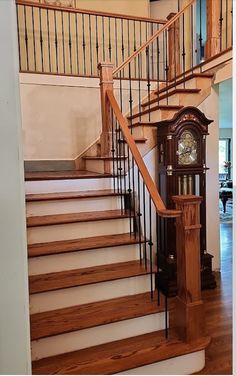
[157,106,213,135]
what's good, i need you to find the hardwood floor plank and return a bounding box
[26,190,123,202]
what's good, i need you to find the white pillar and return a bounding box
[0,1,31,374]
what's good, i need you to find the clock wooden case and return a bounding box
[156,106,216,296]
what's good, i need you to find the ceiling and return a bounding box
[219,79,232,129]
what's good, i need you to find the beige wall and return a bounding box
[74,0,150,17]
[20,73,152,161]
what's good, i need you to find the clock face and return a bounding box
[177,130,198,165]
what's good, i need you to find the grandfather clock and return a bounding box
[156,106,216,296]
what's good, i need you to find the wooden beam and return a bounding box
[205,0,221,59]
[172,195,206,342]
[167,13,180,80]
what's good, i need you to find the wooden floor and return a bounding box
[196,223,232,375]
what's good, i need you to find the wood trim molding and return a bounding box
[15,0,166,24]
[107,91,181,218]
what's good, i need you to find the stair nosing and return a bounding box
[27,209,133,227]
[26,189,124,202]
[30,291,165,340]
[141,88,201,108]
[29,260,155,294]
[31,330,211,375]
[28,233,144,257]
[127,105,184,121]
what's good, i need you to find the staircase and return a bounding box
[23,1,215,374]
[25,170,209,375]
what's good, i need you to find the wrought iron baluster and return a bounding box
[137,170,142,263]
[61,11,66,74]
[82,13,86,76]
[39,7,44,72]
[75,13,79,75]
[95,15,99,72]
[143,182,147,269]
[220,0,223,52]
[54,10,58,73]
[149,197,154,299]
[102,16,105,61]
[23,5,29,71]
[31,6,36,71]
[47,9,51,72]
[16,5,22,71]
[89,14,93,75]
[108,17,112,62]
[182,14,186,84]
[68,12,72,74]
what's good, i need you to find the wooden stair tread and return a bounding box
[26,189,123,202]
[27,209,133,227]
[29,260,155,294]
[28,233,144,257]
[155,73,214,96]
[25,170,113,181]
[127,105,183,121]
[32,330,211,375]
[129,121,159,128]
[30,291,165,340]
[142,88,201,107]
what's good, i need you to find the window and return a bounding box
[219,138,231,179]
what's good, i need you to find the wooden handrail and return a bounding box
[113,0,196,76]
[15,0,166,24]
[106,91,181,219]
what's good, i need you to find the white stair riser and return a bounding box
[117,350,205,375]
[26,196,122,216]
[31,312,167,361]
[28,244,140,275]
[30,274,154,313]
[28,217,132,244]
[85,159,128,175]
[25,177,116,194]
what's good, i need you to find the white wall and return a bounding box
[0,1,31,374]
[20,74,154,161]
[198,86,220,271]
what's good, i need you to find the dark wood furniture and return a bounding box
[219,180,233,213]
[156,106,216,296]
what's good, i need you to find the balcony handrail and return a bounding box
[113,0,196,77]
[15,0,166,25]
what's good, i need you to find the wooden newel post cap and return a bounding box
[167,12,177,21]
[172,195,203,205]
[98,62,114,70]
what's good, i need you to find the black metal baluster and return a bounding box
[121,19,124,77]
[108,17,112,62]
[127,19,130,56]
[16,5,22,71]
[231,1,233,47]
[61,11,66,74]
[199,0,203,67]
[115,18,118,67]
[127,146,132,235]
[137,170,142,263]
[156,213,160,305]
[182,14,186,85]
[151,23,154,80]
[191,5,194,73]
[128,62,133,133]
[162,28,165,81]
[75,13,79,75]
[114,117,120,194]
[173,19,177,88]
[149,197,154,299]
[82,13,86,76]
[95,16,99,72]
[68,12,72,74]
[102,16,105,61]
[47,8,51,73]
[133,20,137,78]
[138,54,142,121]
[146,45,151,121]
[118,125,123,211]
[178,0,180,12]
[39,7,44,72]
[54,10,59,73]
[131,157,136,236]
[143,182,147,269]
[23,5,29,71]
[156,36,160,104]
[164,30,169,104]
[220,0,223,52]
[89,14,93,75]
[139,21,142,79]
[226,0,228,48]
[111,111,116,192]
[31,6,36,71]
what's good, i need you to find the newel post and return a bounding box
[167,13,180,81]
[98,62,114,157]
[172,195,205,342]
[205,0,221,59]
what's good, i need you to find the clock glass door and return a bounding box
[177,130,198,165]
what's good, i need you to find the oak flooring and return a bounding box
[196,223,232,375]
